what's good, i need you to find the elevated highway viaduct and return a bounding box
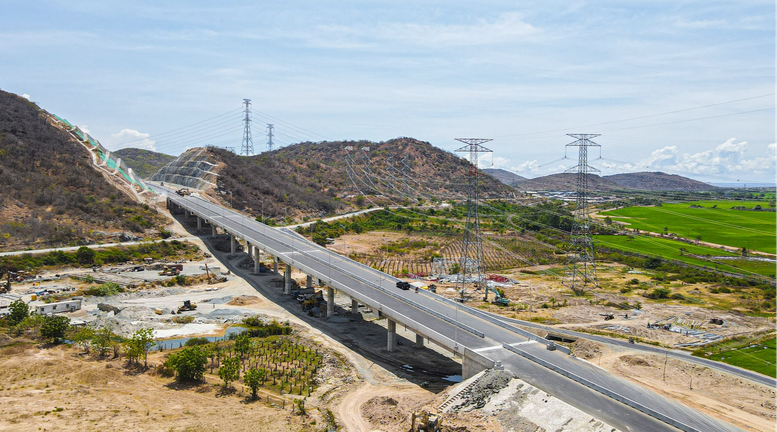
[152,184,743,432]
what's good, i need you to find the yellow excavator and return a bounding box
[409,410,443,432]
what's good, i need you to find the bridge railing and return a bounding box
[169,196,486,341]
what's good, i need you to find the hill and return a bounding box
[604,172,716,191]
[114,148,175,179]
[152,137,513,222]
[483,168,526,186]
[513,173,620,191]
[0,90,163,251]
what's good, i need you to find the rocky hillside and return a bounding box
[483,168,526,186]
[0,90,164,251]
[114,148,175,179]
[154,138,513,222]
[513,173,620,191]
[604,172,716,191]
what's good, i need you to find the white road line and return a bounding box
[473,341,537,353]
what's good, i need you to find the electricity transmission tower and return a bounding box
[241,99,254,156]
[563,134,601,295]
[266,124,274,151]
[454,138,493,302]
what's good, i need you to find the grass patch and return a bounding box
[601,201,775,254]
[696,336,776,378]
[594,235,776,278]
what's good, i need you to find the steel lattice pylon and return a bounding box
[241,99,254,156]
[563,134,601,295]
[454,138,493,302]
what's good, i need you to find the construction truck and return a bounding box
[409,410,443,432]
[178,300,197,313]
[600,313,615,321]
[176,188,191,196]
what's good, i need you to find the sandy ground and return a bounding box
[573,340,777,432]
[0,344,313,432]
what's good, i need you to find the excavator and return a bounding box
[485,285,510,306]
[409,410,443,432]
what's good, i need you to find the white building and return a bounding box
[35,299,81,315]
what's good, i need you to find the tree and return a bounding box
[218,356,240,389]
[71,326,95,352]
[7,299,29,325]
[234,333,251,358]
[243,368,267,399]
[92,326,118,357]
[165,346,207,382]
[40,315,69,343]
[76,246,96,265]
[125,328,154,367]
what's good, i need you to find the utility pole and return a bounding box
[266,124,274,152]
[563,133,601,295]
[241,99,254,156]
[454,138,493,302]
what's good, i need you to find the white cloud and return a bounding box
[21,93,30,100]
[601,139,776,181]
[105,129,157,152]
[79,125,91,134]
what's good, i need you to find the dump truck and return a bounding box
[176,188,191,196]
[178,300,197,313]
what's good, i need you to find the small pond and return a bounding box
[152,326,246,351]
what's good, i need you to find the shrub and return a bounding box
[83,282,122,297]
[40,315,69,343]
[165,346,207,382]
[645,288,672,299]
[184,337,210,347]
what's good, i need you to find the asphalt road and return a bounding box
[153,184,744,432]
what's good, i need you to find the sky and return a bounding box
[1,1,775,184]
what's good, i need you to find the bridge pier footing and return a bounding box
[326,287,334,317]
[387,319,396,352]
[284,265,292,295]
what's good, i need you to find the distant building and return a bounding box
[35,299,81,315]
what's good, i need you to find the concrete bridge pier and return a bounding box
[326,287,335,317]
[196,217,202,232]
[273,258,279,274]
[211,225,217,237]
[351,298,359,314]
[230,234,236,256]
[415,334,424,348]
[306,275,313,289]
[284,265,292,295]
[387,319,397,352]
[253,247,260,273]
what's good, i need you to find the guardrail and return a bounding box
[170,196,485,339]
[417,288,573,352]
[502,343,706,432]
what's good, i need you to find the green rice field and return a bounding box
[708,337,776,378]
[594,235,776,278]
[601,201,776,254]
